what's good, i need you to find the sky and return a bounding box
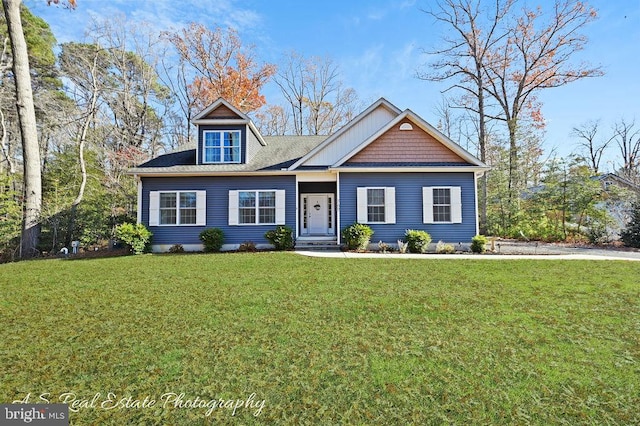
[24,0,640,169]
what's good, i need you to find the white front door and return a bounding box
[307,195,328,234]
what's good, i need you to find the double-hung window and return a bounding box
[423,187,462,224]
[229,190,285,225]
[356,187,396,224]
[203,130,241,163]
[149,190,206,226]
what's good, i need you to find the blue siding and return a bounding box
[141,176,296,245]
[339,172,477,243]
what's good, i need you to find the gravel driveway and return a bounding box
[488,240,640,260]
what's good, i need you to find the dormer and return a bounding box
[192,98,266,166]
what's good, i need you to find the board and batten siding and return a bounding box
[339,172,477,243]
[141,175,296,246]
[304,106,397,166]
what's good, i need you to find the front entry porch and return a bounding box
[297,179,338,249]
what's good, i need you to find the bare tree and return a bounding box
[253,105,289,136]
[275,51,306,135]
[571,120,613,174]
[483,0,603,203]
[273,52,360,136]
[612,119,640,183]
[418,0,513,233]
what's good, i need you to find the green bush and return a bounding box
[264,225,295,250]
[199,228,224,252]
[404,229,432,253]
[471,235,488,253]
[620,201,640,248]
[341,223,374,251]
[114,223,152,255]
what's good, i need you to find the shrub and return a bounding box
[620,201,640,248]
[397,240,408,254]
[404,229,432,253]
[471,235,488,253]
[341,223,374,251]
[199,228,224,252]
[168,244,184,253]
[436,240,456,254]
[114,223,152,255]
[238,241,257,252]
[264,225,295,251]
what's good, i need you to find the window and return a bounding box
[228,190,285,225]
[423,187,462,224]
[203,130,241,163]
[432,188,451,222]
[356,187,395,224]
[149,191,206,226]
[367,188,386,222]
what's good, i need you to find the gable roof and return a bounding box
[332,109,486,168]
[287,98,402,170]
[192,98,266,146]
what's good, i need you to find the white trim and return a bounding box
[149,190,205,227]
[423,186,462,224]
[287,98,402,170]
[192,98,249,122]
[229,189,284,226]
[330,166,489,173]
[136,176,142,224]
[357,186,395,224]
[336,172,341,245]
[202,130,242,164]
[295,172,337,182]
[332,110,487,168]
[300,193,335,236]
[474,172,480,235]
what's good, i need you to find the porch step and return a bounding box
[295,238,340,251]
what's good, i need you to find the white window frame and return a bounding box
[149,190,206,226]
[356,187,396,224]
[423,186,462,224]
[228,190,285,226]
[202,130,241,164]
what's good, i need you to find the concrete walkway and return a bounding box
[295,251,640,261]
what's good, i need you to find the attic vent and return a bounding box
[399,123,413,131]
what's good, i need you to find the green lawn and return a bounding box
[1,253,638,425]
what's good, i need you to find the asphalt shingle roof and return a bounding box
[131,135,327,174]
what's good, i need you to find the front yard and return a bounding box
[1,253,638,424]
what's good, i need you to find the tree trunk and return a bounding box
[477,72,488,235]
[507,118,518,210]
[3,0,42,259]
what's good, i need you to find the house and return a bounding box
[129,98,489,251]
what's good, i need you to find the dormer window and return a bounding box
[203,130,241,163]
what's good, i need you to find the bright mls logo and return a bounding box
[0,404,68,425]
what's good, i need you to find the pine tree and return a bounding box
[620,201,640,248]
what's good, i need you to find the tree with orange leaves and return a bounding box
[166,23,276,114]
[483,0,603,206]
